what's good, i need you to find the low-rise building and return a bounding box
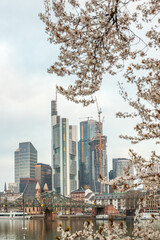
[143,190,160,212]
[85,189,95,204]
[70,188,95,214]
[70,188,85,202]
[8,183,19,193]
[93,193,126,213]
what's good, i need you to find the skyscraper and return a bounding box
[14,142,37,184]
[51,100,78,196]
[35,163,52,191]
[112,158,134,179]
[89,135,108,193]
[79,119,99,189]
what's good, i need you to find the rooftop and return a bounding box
[71,188,85,194]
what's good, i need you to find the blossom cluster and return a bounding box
[38,0,156,105]
[56,219,132,240]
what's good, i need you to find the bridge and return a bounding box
[0,190,101,211]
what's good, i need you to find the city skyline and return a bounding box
[0,0,159,191]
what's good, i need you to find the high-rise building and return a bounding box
[112,158,134,179]
[89,135,108,193]
[79,120,99,189]
[14,142,37,184]
[51,100,78,196]
[35,163,52,191]
[19,177,37,196]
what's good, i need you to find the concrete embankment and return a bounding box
[30,214,44,219]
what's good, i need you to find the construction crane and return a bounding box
[79,116,93,121]
[95,97,103,194]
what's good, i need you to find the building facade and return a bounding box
[8,183,19,193]
[35,163,52,191]
[79,120,99,189]
[19,178,37,196]
[14,142,37,184]
[93,193,126,214]
[89,136,108,193]
[79,119,107,193]
[112,158,134,179]
[51,100,78,196]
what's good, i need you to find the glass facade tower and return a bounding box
[79,120,99,189]
[89,136,108,193]
[79,119,108,193]
[51,100,78,196]
[14,142,37,184]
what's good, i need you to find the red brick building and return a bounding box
[71,188,85,201]
[70,188,85,214]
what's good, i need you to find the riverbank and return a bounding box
[58,214,134,221]
[29,213,134,221]
[30,214,44,219]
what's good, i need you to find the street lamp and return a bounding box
[22,182,29,231]
[22,192,27,230]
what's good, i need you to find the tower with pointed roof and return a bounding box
[35,182,41,202]
[43,183,48,192]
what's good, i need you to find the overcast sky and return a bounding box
[0,0,159,191]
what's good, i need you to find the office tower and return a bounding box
[35,163,52,191]
[51,100,78,196]
[112,158,134,179]
[19,178,37,196]
[79,119,99,189]
[14,142,37,184]
[89,135,108,193]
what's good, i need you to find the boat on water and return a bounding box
[96,214,110,220]
[0,211,31,219]
[141,211,160,220]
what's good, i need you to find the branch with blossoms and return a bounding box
[56,219,133,240]
[101,150,160,193]
[117,57,160,143]
[38,0,155,106]
[56,213,160,239]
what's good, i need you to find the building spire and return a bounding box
[43,183,49,192]
[4,182,7,192]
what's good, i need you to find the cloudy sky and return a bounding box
[0,0,158,191]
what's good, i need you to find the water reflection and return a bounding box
[0,219,133,240]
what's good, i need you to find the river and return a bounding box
[0,218,134,240]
